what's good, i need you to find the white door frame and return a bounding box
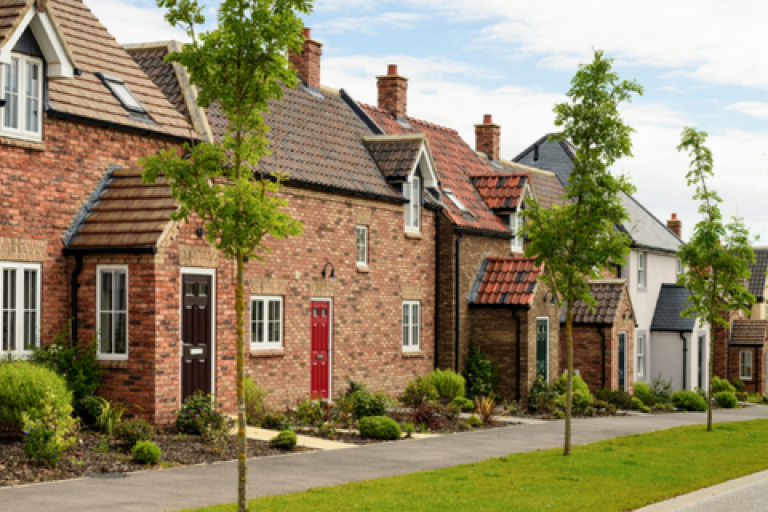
[179,267,217,403]
[311,297,333,398]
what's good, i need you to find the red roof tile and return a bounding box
[471,172,529,211]
[361,104,509,234]
[470,257,542,306]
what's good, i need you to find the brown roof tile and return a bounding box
[128,46,188,121]
[470,256,542,306]
[564,281,627,325]
[731,320,768,346]
[0,0,30,49]
[364,136,423,180]
[471,172,529,211]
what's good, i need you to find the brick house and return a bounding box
[558,281,636,393]
[0,0,194,425]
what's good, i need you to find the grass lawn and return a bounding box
[746,395,766,404]
[187,419,768,512]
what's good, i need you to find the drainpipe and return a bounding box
[454,232,464,373]
[71,254,84,345]
[680,332,688,390]
[512,309,521,401]
[598,327,607,389]
[434,212,441,369]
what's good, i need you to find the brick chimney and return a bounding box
[377,64,408,118]
[475,114,501,161]
[289,28,323,88]
[667,213,682,238]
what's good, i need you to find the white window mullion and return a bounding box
[403,301,420,352]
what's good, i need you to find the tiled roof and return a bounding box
[730,320,768,346]
[650,284,696,331]
[0,0,29,50]
[470,173,529,211]
[37,0,193,139]
[747,248,768,301]
[513,133,576,189]
[559,281,628,325]
[68,167,176,249]
[363,135,423,181]
[468,257,542,306]
[495,160,566,210]
[128,45,188,120]
[361,104,509,234]
[129,47,402,201]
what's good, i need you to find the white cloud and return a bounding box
[726,102,768,120]
[84,0,187,44]
[316,12,427,34]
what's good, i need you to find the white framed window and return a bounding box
[0,262,41,359]
[402,301,420,352]
[637,334,645,377]
[676,258,683,275]
[403,176,420,232]
[356,225,368,266]
[637,252,646,288]
[251,296,282,349]
[509,213,524,252]
[1,54,43,141]
[97,73,146,114]
[442,188,468,213]
[97,266,128,360]
[740,350,753,380]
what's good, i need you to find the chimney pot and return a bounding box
[377,64,408,118]
[667,213,682,238]
[303,28,311,38]
[483,114,493,124]
[289,27,323,88]
[387,64,398,76]
[475,114,501,161]
[672,213,677,219]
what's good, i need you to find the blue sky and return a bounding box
[89,0,768,241]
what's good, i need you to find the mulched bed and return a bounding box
[0,430,308,488]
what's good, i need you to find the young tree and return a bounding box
[676,127,755,432]
[523,50,641,456]
[141,1,311,509]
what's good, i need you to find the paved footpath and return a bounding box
[2,407,768,512]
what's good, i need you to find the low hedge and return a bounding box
[359,416,401,440]
[0,361,72,429]
[671,390,707,412]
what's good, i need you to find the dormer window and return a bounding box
[97,73,146,114]
[403,176,420,232]
[501,213,524,252]
[1,55,42,140]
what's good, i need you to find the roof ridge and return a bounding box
[622,191,684,244]
[358,102,460,135]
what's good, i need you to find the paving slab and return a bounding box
[236,425,355,450]
[2,407,768,512]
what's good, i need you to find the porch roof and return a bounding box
[559,280,630,326]
[730,320,768,346]
[468,256,542,307]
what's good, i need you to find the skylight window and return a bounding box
[442,188,468,212]
[96,73,146,114]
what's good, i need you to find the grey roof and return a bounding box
[650,284,696,332]
[747,248,768,301]
[513,134,575,189]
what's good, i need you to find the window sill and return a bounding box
[97,360,129,369]
[0,135,44,152]
[356,265,370,274]
[402,351,424,359]
[250,349,285,359]
[404,231,423,240]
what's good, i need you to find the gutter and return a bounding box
[259,174,408,205]
[599,327,607,389]
[454,232,464,372]
[454,225,513,239]
[63,247,158,256]
[680,331,688,390]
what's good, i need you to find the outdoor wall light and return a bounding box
[0,99,5,108]
[321,262,336,280]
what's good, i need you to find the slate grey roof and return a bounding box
[513,134,575,189]
[747,248,768,301]
[650,284,696,332]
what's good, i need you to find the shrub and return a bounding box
[592,400,617,415]
[410,400,452,431]
[261,412,288,430]
[735,392,748,403]
[30,322,104,425]
[0,361,72,430]
[399,376,439,407]
[462,343,499,399]
[554,410,565,419]
[244,377,266,426]
[711,376,735,394]
[695,387,707,400]
[402,422,415,437]
[671,390,707,412]
[466,414,483,428]
[295,396,324,427]
[270,430,298,449]
[22,396,79,466]
[730,378,746,393]
[630,397,643,410]
[115,418,156,448]
[196,410,233,447]
[474,396,497,424]
[85,396,127,436]
[651,373,674,404]
[555,372,594,411]
[762,395,768,404]
[350,389,390,419]
[714,391,738,409]
[176,392,219,435]
[132,441,162,464]
[633,382,656,407]
[359,416,401,440]
[528,375,559,413]
[449,396,475,412]
[640,405,651,413]
[428,369,465,402]
[595,388,632,410]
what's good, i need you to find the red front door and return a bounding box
[311,301,331,399]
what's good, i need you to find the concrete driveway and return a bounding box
[2,406,768,512]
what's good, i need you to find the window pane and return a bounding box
[24,311,36,350]
[4,59,18,129]
[114,313,127,354]
[199,283,208,296]
[411,304,419,348]
[100,271,113,311]
[100,313,112,353]
[402,303,409,346]
[403,183,412,227]
[2,269,16,352]
[412,179,420,228]
[115,271,127,311]
[25,62,39,133]
[254,301,264,343]
[23,270,37,350]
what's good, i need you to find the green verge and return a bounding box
[187,420,768,512]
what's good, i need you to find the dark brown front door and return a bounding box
[181,274,213,402]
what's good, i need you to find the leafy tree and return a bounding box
[523,50,641,456]
[676,127,756,432]
[142,1,310,509]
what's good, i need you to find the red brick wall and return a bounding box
[729,346,765,394]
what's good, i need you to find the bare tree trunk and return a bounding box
[708,322,715,432]
[564,303,573,456]
[236,253,248,511]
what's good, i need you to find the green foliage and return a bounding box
[244,377,266,426]
[132,441,162,464]
[592,400,617,415]
[449,396,475,412]
[466,414,483,428]
[30,322,104,424]
[671,390,707,412]
[474,396,497,424]
[350,389,390,419]
[0,361,72,430]
[94,435,110,454]
[712,376,736,394]
[714,392,738,409]
[730,378,746,393]
[261,412,289,430]
[462,344,499,399]
[735,392,748,403]
[115,418,156,448]
[554,410,565,419]
[86,397,127,436]
[359,416,401,440]
[399,376,439,407]
[633,382,656,407]
[553,373,593,411]
[630,397,644,410]
[640,405,651,413]
[270,430,298,449]
[595,388,632,410]
[528,375,559,413]
[22,396,79,466]
[555,372,590,396]
[402,422,415,437]
[295,396,325,427]
[176,392,217,434]
[651,373,674,404]
[428,369,465,402]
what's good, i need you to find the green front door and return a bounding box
[536,318,548,380]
